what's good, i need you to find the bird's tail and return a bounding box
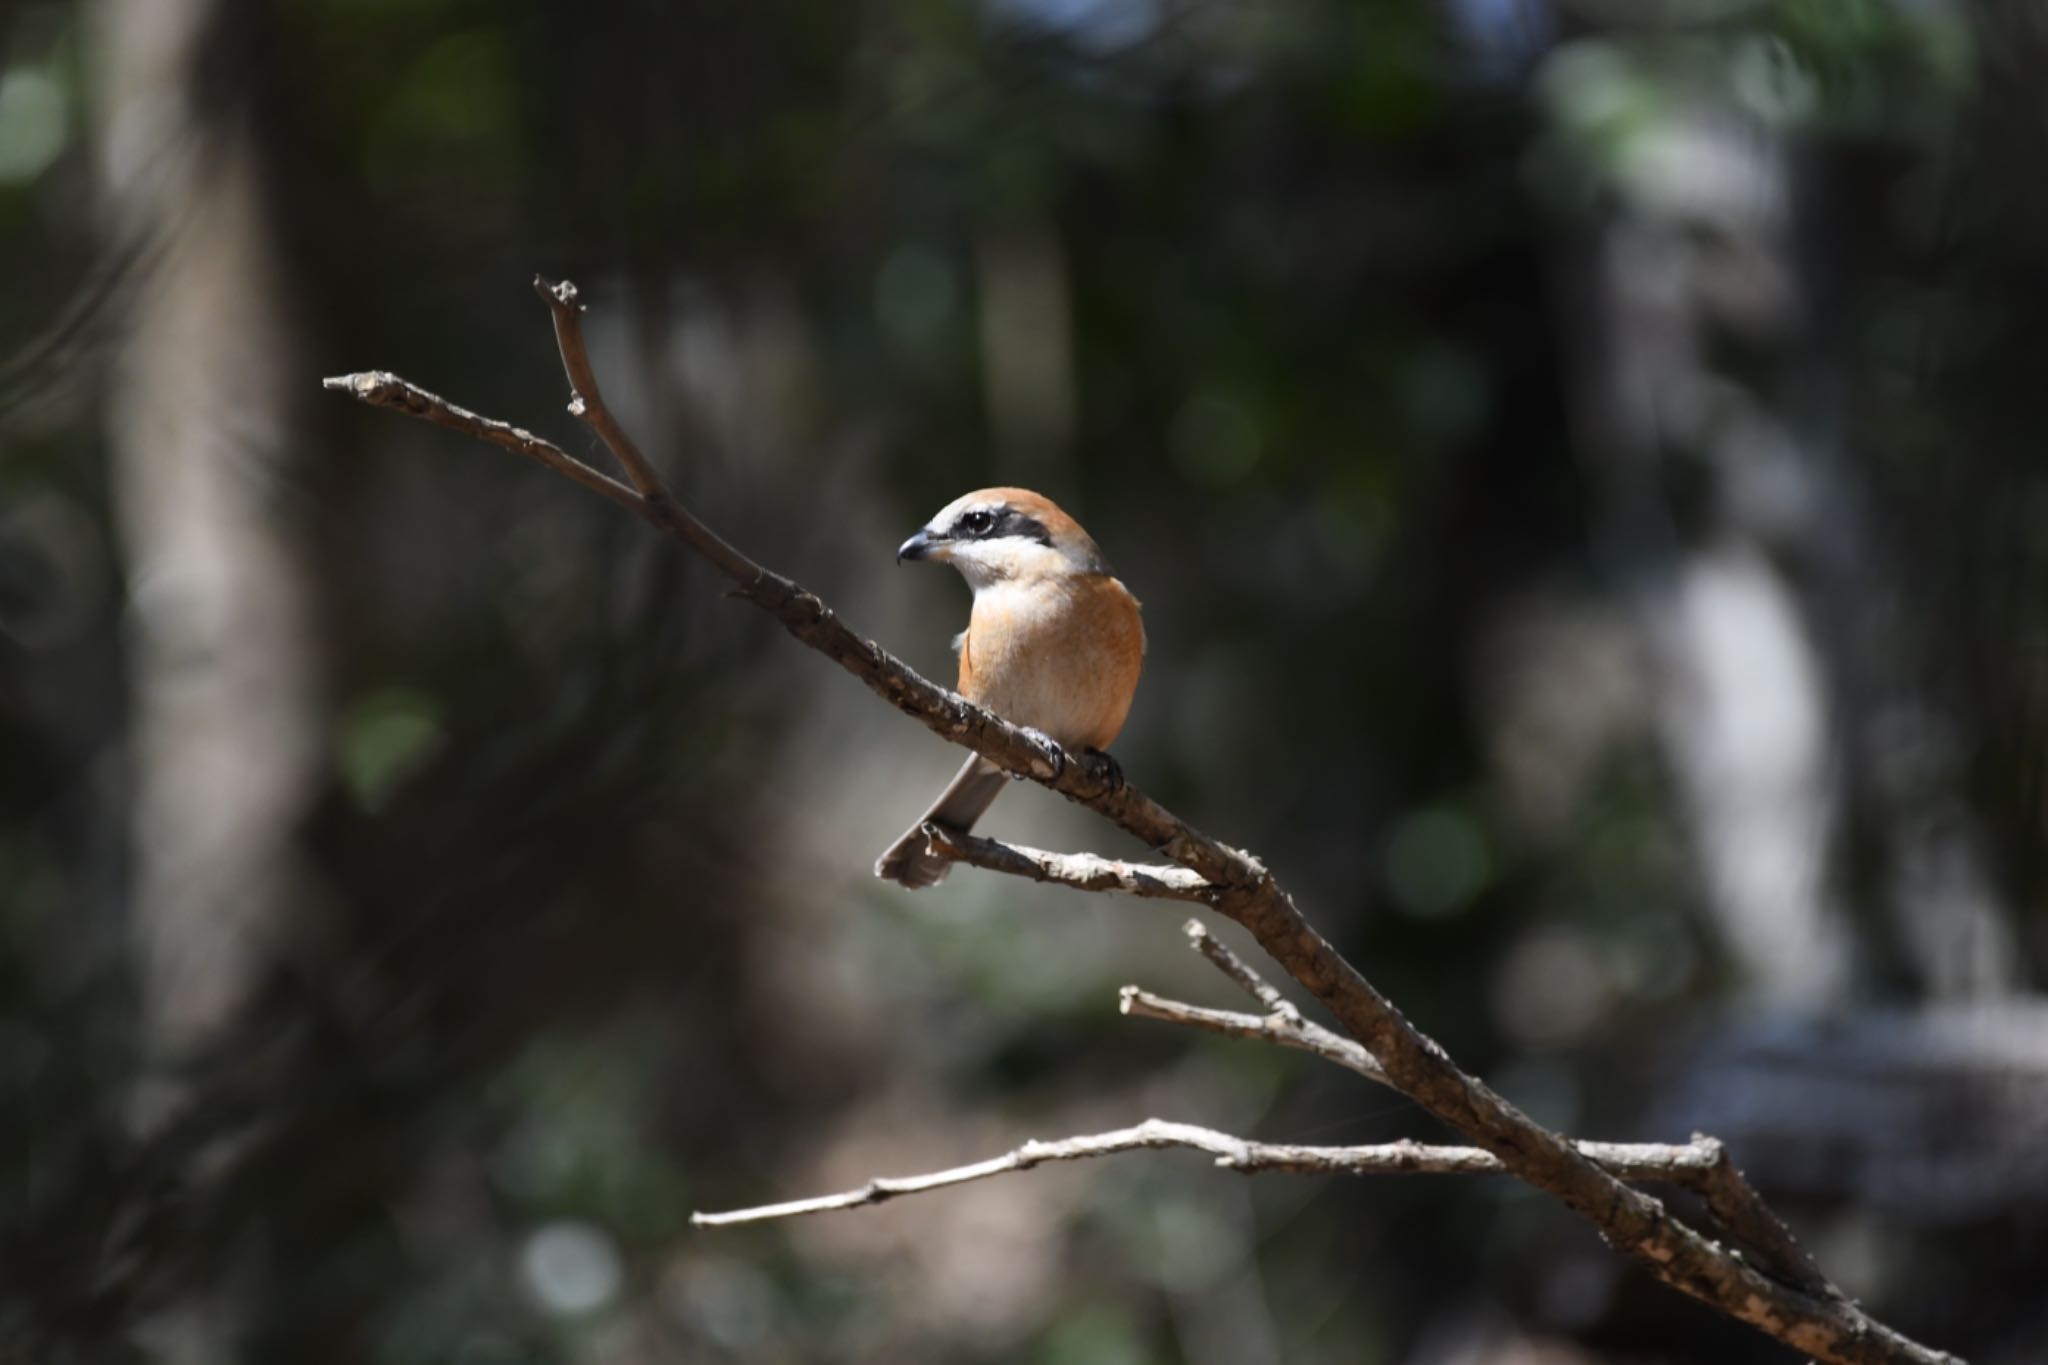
[874,754,1009,889]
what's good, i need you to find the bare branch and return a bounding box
[324,279,1961,1365]
[321,371,643,514]
[529,276,772,586]
[922,826,1220,903]
[1181,918,1302,1021]
[531,277,668,498]
[1119,985,1390,1086]
[1119,971,1826,1292]
[1687,1135,1840,1300]
[692,1119,1751,1227]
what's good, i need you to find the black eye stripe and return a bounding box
[996,510,1053,546]
[953,507,1052,547]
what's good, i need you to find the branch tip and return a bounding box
[533,274,584,311]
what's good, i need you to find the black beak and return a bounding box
[896,528,937,564]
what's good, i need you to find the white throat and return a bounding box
[946,539,1080,593]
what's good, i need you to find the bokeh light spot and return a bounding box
[519,1220,622,1318]
[0,69,66,185]
[340,687,443,811]
[1384,805,1492,919]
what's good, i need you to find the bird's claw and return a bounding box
[1018,727,1066,779]
[1084,747,1125,792]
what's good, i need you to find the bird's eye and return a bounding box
[961,509,996,536]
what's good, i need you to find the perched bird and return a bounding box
[875,488,1145,889]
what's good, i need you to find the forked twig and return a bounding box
[922,826,1220,903]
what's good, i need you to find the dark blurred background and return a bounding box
[3,0,2046,1361]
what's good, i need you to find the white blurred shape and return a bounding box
[1656,542,1847,1003]
[519,1221,623,1317]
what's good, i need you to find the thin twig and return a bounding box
[321,371,642,513]
[1152,923,1827,1291]
[1182,918,1300,1021]
[324,279,1960,1365]
[923,826,1220,903]
[1689,1135,1841,1299]
[1118,986,1391,1086]
[532,278,668,498]
[1124,967,1827,1292]
[691,1118,1738,1227]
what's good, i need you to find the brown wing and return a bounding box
[1073,575,1146,750]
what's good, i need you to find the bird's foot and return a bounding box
[1083,747,1125,792]
[1017,727,1066,780]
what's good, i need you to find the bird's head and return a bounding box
[896,487,1110,589]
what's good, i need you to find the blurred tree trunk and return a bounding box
[1557,97,1853,1004]
[93,4,322,1356]
[1550,71,2016,1004]
[94,0,321,1105]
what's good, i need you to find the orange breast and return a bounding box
[959,575,1144,751]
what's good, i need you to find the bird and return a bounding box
[875,487,1145,889]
